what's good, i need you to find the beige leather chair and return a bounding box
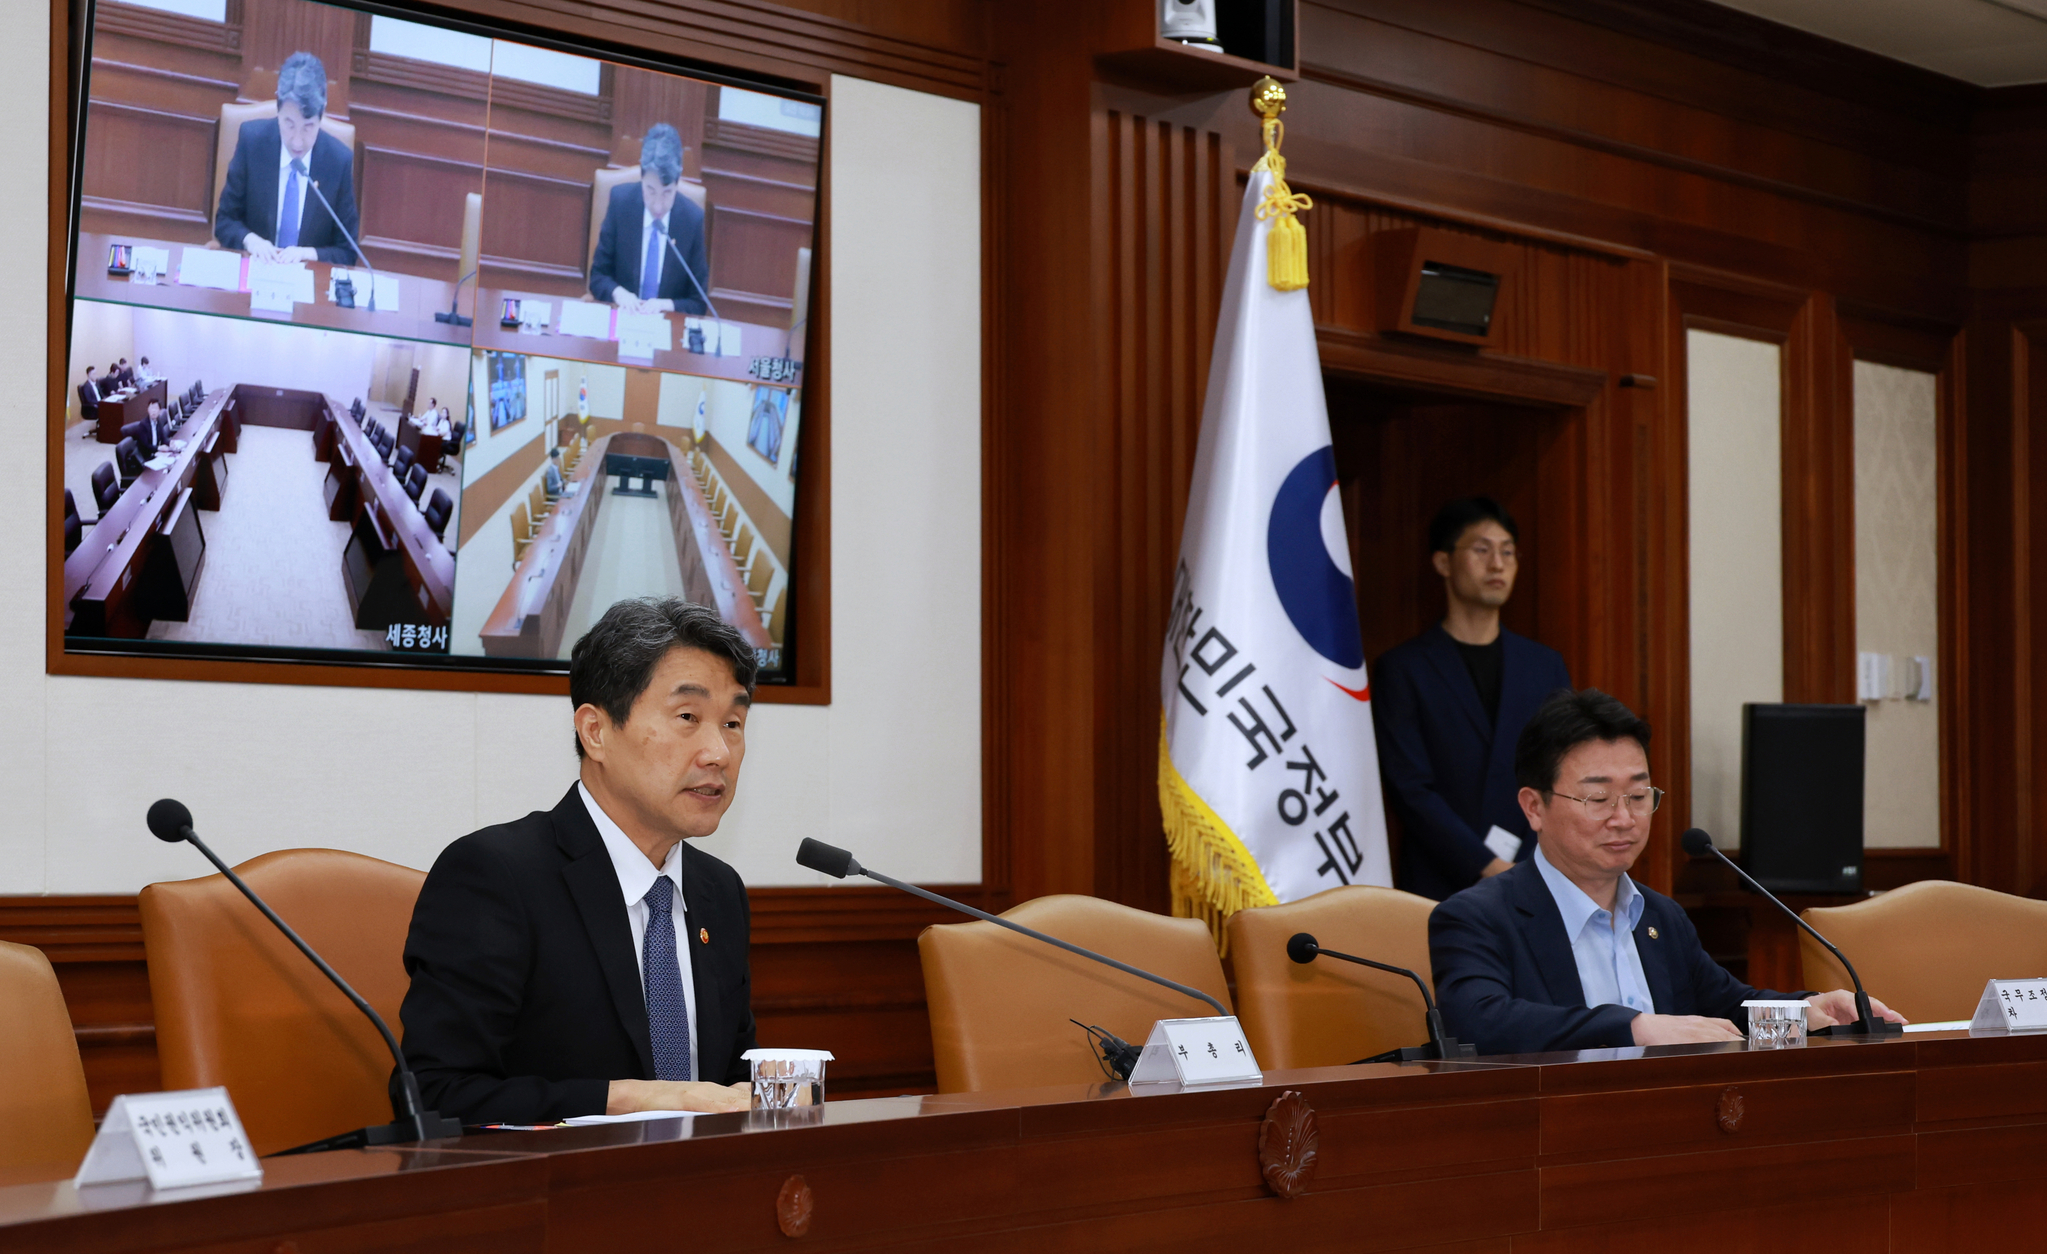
[456,190,483,314]
[1228,885,1440,1069]
[212,99,358,233]
[918,895,1232,1093]
[0,940,95,1176]
[1801,880,2047,1023]
[140,849,425,1156]
[585,164,709,299]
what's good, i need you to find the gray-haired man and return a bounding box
[214,51,360,265]
[588,123,710,315]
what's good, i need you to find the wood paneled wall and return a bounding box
[39,0,2047,1106]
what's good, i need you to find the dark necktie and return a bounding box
[640,219,665,302]
[642,877,692,1082]
[278,159,305,249]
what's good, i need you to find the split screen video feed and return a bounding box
[60,0,818,678]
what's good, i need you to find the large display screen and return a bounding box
[57,0,819,681]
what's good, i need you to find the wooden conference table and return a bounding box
[76,232,468,347]
[92,378,168,444]
[477,430,766,659]
[473,285,803,386]
[2,1029,2043,1251]
[317,404,456,630]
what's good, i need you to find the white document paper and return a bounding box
[557,300,614,340]
[75,1087,261,1190]
[248,260,314,304]
[1903,1020,1972,1034]
[518,300,552,333]
[617,312,671,360]
[177,248,243,292]
[1970,978,2047,1034]
[1127,1016,1262,1088]
[1483,825,1522,864]
[719,321,743,357]
[562,1110,698,1126]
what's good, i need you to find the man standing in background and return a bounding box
[1372,497,1572,900]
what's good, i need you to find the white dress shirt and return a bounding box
[580,782,699,1081]
[276,140,311,244]
[1533,844,1656,1015]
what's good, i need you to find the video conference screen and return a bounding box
[57,0,820,682]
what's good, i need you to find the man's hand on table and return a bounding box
[606,1078,752,1114]
[1630,1013,1744,1046]
[1805,989,1908,1029]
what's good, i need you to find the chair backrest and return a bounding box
[424,488,452,539]
[791,244,812,336]
[747,556,774,600]
[213,98,358,225]
[1801,880,2047,1022]
[116,436,142,476]
[457,190,482,288]
[586,165,710,297]
[512,500,532,546]
[140,849,425,1156]
[918,895,1232,1093]
[1227,885,1440,1069]
[93,460,119,511]
[730,522,753,569]
[765,583,787,645]
[405,470,425,503]
[394,445,413,473]
[0,940,95,1176]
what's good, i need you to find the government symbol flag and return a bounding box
[1159,87,1391,932]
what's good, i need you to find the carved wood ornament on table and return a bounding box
[1258,1090,1319,1199]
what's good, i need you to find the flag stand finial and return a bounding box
[1249,76,1310,291]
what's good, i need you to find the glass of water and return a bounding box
[743,1048,834,1109]
[1742,1000,1808,1050]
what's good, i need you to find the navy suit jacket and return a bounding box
[394,785,757,1124]
[214,120,360,264]
[588,181,710,313]
[1430,860,1795,1056]
[1372,625,1572,900]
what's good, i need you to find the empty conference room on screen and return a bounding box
[60,0,819,681]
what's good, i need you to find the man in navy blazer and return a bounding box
[214,52,360,266]
[1374,498,1572,899]
[1430,688,1902,1055]
[588,123,710,315]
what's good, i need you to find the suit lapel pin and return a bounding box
[699,927,710,944]
[1647,926,1660,940]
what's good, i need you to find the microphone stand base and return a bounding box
[1819,1018,1904,1037]
[273,1112,464,1156]
[1359,1038,1480,1065]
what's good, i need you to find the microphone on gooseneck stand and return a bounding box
[795,839,1228,1080]
[1286,933,1478,1063]
[145,800,464,1150]
[664,230,724,352]
[306,178,378,313]
[1679,827,1900,1037]
[434,269,478,328]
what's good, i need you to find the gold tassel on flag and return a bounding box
[1250,77,1311,292]
[1160,715,1278,951]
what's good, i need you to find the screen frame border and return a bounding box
[46,0,834,703]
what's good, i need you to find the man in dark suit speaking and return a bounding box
[214,51,360,265]
[587,123,710,315]
[396,597,758,1124]
[1429,688,1903,1056]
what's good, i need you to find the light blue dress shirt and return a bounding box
[1533,844,1655,1014]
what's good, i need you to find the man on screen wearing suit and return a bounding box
[77,367,101,437]
[1372,497,1573,901]
[1429,688,1905,1055]
[587,123,710,316]
[214,52,361,266]
[396,598,757,1124]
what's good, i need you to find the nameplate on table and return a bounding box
[1127,1016,1262,1089]
[1969,978,2047,1034]
[75,1087,261,1190]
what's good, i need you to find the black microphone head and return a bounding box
[795,838,859,879]
[1681,828,1715,858]
[147,798,193,843]
[1286,933,1320,965]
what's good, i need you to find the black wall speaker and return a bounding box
[1739,703,1865,895]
